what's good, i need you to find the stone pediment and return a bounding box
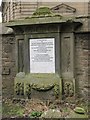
[51,3,76,14]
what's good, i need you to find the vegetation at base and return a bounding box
[30,111,43,118]
[2,99,24,118]
[2,97,89,119]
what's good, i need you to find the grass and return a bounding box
[2,100,24,118]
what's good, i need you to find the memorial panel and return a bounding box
[30,38,55,73]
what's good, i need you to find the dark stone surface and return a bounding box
[75,33,89,99]
[31,89,55,100]
[2,34,16,98]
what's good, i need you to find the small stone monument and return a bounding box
[7,7,82,100]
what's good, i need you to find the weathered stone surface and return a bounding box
[2,34,16,98]
[66,109,88,119]
[0,32,2,120]
[16,72,25,78]
[14,73,62,100]
[31,89,55,100]
[2,67,10,75]
[41,109,62,118]
[75,33,89,99]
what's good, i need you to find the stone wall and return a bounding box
[1,32,89,99]
[2,34,16,98]
[75,33,89,99]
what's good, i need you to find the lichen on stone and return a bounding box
[14,73,62,98]
[53,84,59,98]
[15,82,24,96]
[32,7,52,17]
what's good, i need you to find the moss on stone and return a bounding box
[7,15,82,28]
[74,107,85,114]
[67,110,88,119]
[7,16,64,27]
[53,84,59,98]
[15,73,61,90]
[14,73,62,98]
[33,7,52,16]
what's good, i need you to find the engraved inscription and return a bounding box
[30,38,55,73]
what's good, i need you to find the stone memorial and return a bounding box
[1,2,89,103]
[6,7,83,100]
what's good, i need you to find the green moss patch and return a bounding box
[68,110,88,118]
[15,73,61,90]
[32,7,52,17]
[74,107,85,114]
[26,73,60,86]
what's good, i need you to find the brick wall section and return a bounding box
[2,34,16,98]
[75,33,89,99]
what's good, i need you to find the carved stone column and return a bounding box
[61,24,75,98]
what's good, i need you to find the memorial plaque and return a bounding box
[30,38,55,73]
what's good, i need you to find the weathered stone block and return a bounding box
[14,73,62,100]
[75,33,89,98]
[2,67,10,75]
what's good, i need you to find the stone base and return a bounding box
[14,73,62,100]
[62,78,75,98]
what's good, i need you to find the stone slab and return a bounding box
[30,38,55,73]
